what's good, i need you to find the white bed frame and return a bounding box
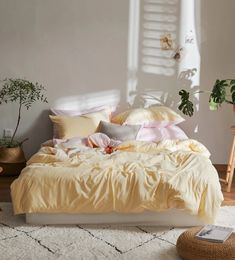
[26,209,204,226]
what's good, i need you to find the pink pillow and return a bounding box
[136,125,188,142]
[164,125,188,140]
[52,133,121,149]
[87,133,121,148]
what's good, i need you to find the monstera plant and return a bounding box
[0,78,47,175]
[178,79,235,116]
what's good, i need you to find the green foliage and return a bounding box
[209,79,227,105]
[178,79,235,117]
[0,78,48,147]
[178,90,194,117]
[0,78,47,109]
[208,97,219,111]
[0,138,20,148]
[230,80,235,104]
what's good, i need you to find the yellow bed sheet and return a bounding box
[11,139,223,223]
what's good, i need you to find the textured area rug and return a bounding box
[0,203,235,260]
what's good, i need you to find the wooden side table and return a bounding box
[220,126,235,192]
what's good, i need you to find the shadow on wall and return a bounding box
[128,68,198,108]
[49,0,200,139]
[176,68,200,138]
[20,0,202,158]
[125,0,201,127]
[51,0,198,112]
[128,0,201,141]
[21,110,52,159]
[126,0,181,107]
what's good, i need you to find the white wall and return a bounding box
[0,0,234,163]
[198,0,235,163]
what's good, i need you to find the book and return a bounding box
[195,225,234,243]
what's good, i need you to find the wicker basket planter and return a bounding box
[0,146,26,176]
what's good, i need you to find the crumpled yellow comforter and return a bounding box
[11,139,223,223]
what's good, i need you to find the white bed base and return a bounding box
[26,209,204,226]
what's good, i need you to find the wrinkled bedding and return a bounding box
[11,139,223,223]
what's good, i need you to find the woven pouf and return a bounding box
[176,227,235,260]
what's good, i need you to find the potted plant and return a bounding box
[0,78,47,175]
[178,79,235,116]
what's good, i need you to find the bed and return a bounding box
[11,139,223,226]
[10,106,224,226]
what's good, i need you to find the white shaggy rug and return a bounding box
[0,203,235,260]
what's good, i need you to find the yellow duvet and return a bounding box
[11,139,223,223]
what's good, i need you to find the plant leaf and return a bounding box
[210,79,226,104]
[178,90,194,117]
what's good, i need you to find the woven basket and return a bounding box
[0,146,26,176]
[0,146,25,163]
[176,227,235,260]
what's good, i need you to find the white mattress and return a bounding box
[26,209,204,226]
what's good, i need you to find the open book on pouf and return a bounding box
[195,225,234,243]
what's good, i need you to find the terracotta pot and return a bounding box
[0,146,26,176]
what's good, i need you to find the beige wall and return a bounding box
[0,0,234,163]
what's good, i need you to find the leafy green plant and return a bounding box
[0,78,48,148]
[178,79,235,116]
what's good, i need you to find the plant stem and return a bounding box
[225,100,234,104]
[10,94,22,145]
[19,137,29,145]
[191,90,234,104]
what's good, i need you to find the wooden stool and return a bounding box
[220,126,235,192]
[176,227,235,260]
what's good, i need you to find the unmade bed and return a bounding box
[11,139,223,226]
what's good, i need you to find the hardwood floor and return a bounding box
[214,164,235,206]
[221,186,235,206]
[0,165,235,206]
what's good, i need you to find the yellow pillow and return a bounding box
[49,110,110,139]
[111,106,184,127]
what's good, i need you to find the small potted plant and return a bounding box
[178,79,235,116]
[0,78,47,175]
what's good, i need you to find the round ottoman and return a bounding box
[176,227,235,260]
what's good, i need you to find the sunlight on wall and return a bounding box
[127,0,140,105]
[179,0,200,85]
[141,0,179,76]
[126,0,201,113]
[126,0,180,107]
[179,0,201,132]
[52,90,120,111]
